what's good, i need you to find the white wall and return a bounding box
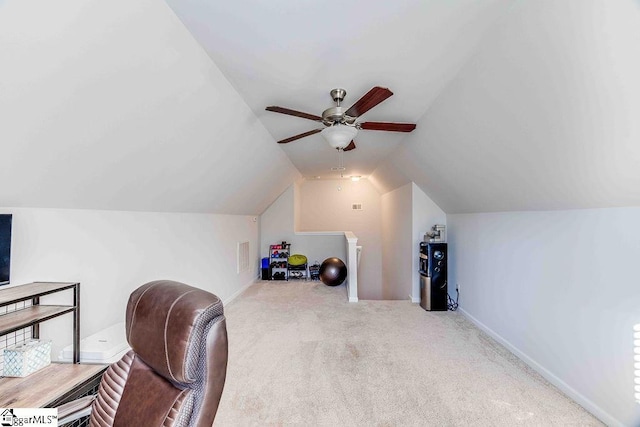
[374,181,448,301]
[259,185,345,270]
[381,183,412,300]
[448,207,640,427]
[375,0,640,215]
[1,207,258,358]
[412,183,447,302]
[260,180,383,299]
[0,0,301,215]
[263,180,447,302]
[298,179,382,299]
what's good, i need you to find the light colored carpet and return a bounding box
[215,280,602,426]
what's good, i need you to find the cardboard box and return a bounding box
[3,340,52,377]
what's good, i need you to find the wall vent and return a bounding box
[237,241,249,274]
[352,203,363,211]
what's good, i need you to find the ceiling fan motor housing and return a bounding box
[322,106,356,126]
[322,88,356,126]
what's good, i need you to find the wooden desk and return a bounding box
[0,363,106,408]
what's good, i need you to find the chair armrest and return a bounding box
[57,395,96,425]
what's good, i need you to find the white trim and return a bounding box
[295,231,345,236]
[410,295,420,303]
[344,232,358,303]
[222,278,257,306]
[344,231,358,243]
[459,308,623,427]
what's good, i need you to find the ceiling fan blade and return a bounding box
[277,128,322,144]
[359,122,416,132]
[266,106,323,122]
[345,87,393,117]
[343,141,356,151]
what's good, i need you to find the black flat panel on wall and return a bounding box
[0,214,12,286]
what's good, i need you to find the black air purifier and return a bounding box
[419,242,447,311]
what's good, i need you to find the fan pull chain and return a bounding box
[338,148,345,177]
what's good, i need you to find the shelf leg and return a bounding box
[31,296,40,339]
[73,283,80,364]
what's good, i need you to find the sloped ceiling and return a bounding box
[0,0,300,215]
[2,0,639,215]
[163,0,514,181]
[372,0,640,213]
[165,0,640,213]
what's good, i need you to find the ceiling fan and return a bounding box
[265,86,416,152]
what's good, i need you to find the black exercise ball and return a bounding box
[319,257,347,286]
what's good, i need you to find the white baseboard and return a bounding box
[349,297,358,303]
[222,278,257,306]
[410,295,420,303]
[459,308,623,427]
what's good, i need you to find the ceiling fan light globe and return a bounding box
[321,124,358,150]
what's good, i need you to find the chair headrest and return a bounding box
[125,280,224,384]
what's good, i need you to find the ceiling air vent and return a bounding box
[352,203,363,211]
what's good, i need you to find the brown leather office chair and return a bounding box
[59,280,228,426]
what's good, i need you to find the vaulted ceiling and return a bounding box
[1,0,639,215]
[164,0,513,182]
